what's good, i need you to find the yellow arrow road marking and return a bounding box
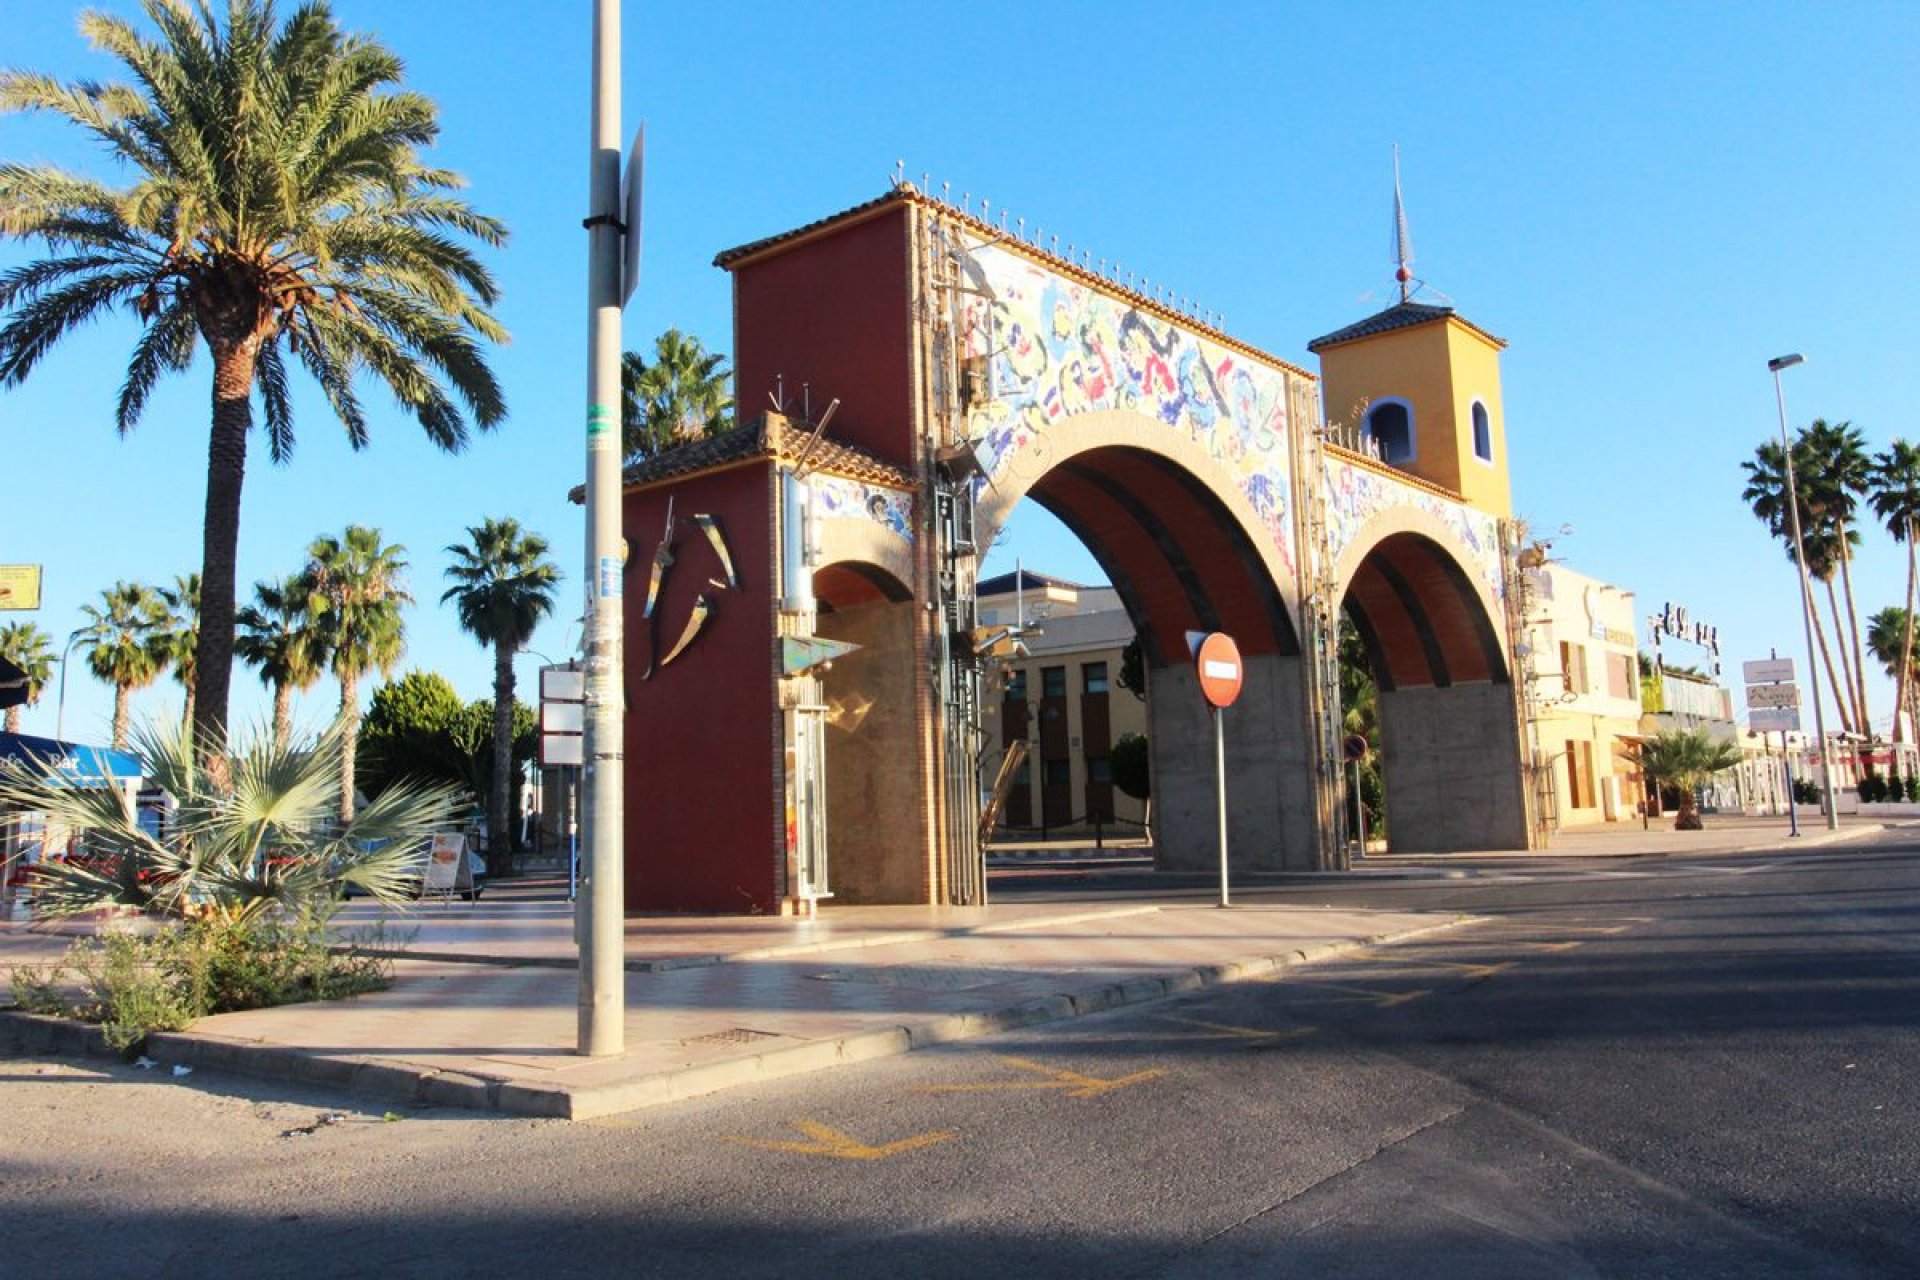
[1150,1015,1317,1044]
[921,1054,1165,1099]
[725,1120,957,1161]
[1287,979,1431,1008]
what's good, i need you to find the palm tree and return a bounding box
[235,573,329,751]
[307,526,410,821]
[76,581,171,748]
[621,328,733,461]
[1743,435,1856,734]
[0,620,56,734]
[0,0,508,755]
[1866,607,1919,744]
[158,573,201,736]
[0,718,455,922]
[442,518,559,877]
[1631,728,1744,831]
[1869,441,1920,741]
[1801,420,1873,733]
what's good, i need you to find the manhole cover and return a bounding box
[681,1027,784,1047]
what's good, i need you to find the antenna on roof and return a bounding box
[1392,144,1415,303]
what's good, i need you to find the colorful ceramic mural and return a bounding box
[958,238,1298,578]
[813,474,914,545]
[1324,455,1506,602]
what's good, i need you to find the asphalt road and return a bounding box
[5,837,1916,1278]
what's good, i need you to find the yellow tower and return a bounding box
[1308,301,1514,519]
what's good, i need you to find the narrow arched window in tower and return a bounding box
[1365,401,1414,465]
[1472,401,1493,462]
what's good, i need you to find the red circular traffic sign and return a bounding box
[1195,632,1244,709]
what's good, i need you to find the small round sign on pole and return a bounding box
[1196,632,1243,709]
[1192,631,1242,907]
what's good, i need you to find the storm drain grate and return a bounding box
[681,1027,785,1047]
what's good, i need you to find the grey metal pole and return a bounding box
[580,0,626,1055]
[1215,707,1230,908]
[54,629,81,741]
[1769,354,1839,831]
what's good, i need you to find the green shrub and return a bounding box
[10,912,398,1053]
[1791,777,1824,805]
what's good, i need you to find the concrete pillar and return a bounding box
[1376,682,1529,851]
[1149,651,1319,873]
[816,598,925,902]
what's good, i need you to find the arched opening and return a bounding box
[978,443,1322,873]
[1364,400,1415,465]
[1338,531,1527,852]
[811,559,917,903]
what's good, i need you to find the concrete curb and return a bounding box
[0,913,1465,1122]
[359,903,1168,973]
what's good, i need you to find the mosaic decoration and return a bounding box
[812,474,914,544]
[1324,456,1506,603]
[959,238,1299,579]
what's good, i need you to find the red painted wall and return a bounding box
[730,205,918,469]
[620,464,780,912]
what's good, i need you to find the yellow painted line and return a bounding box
[920,1054,1165,1099]
[725,1119,958,1161]
[1286,979,1431,1008]
[1346,957,1514,981]
[1503,940,1584,953]
[1150,1015,1317,1045]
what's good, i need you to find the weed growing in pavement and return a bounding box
[8,910,404,1053]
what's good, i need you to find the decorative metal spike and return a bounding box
[894,158,904,185]
[921,172,930,194]
[962,192,970,214]
[943,181,951,204]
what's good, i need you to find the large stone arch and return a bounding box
[974,407,1322,872]
[1334,509,1527,852]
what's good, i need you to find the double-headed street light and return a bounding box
[1768,352,1839,831]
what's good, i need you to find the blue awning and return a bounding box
[0,732,143,786]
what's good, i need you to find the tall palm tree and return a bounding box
[0,620,56,734]
[76,581,171,748]
[1869,441,1920,741]
[621,328,733,461]
[1801,420,1873,733]
[234,573,328,751]
[1866,607,1919,745]
[442,518,560,876]
[1743,436,1856,734]
[158,572,201,736]
[0,0,508,755]
[306,526,409,821]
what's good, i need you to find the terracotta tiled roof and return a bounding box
[567,414,914,503]
[713,189,908,270]
[1307,301,1506,353]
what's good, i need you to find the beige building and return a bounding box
[977,571,1147,835]
[1519,560,1644,827]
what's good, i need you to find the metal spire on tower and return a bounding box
[1392,144,1414,303]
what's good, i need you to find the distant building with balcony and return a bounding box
[976,571,1146,835]
[1518,561,1644,827]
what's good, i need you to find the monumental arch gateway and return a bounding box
[602,185,1535,914]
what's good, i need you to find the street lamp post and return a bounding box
[1768,352,1839,831]
[53,628,83,742]
[580,0,626,1056]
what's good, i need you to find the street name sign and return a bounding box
[1749,707,1801,733]
[1743,658,1795,684]
[1746,683,1800,709]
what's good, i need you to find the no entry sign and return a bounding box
[1195,632,1243,709]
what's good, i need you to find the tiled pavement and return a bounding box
[0,814,1887,1121]
[1,898,1455,1120]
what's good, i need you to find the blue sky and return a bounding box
[3,1,1917,743]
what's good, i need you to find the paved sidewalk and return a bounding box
[4,814,1894,1121]
[0,898,1454,1121]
